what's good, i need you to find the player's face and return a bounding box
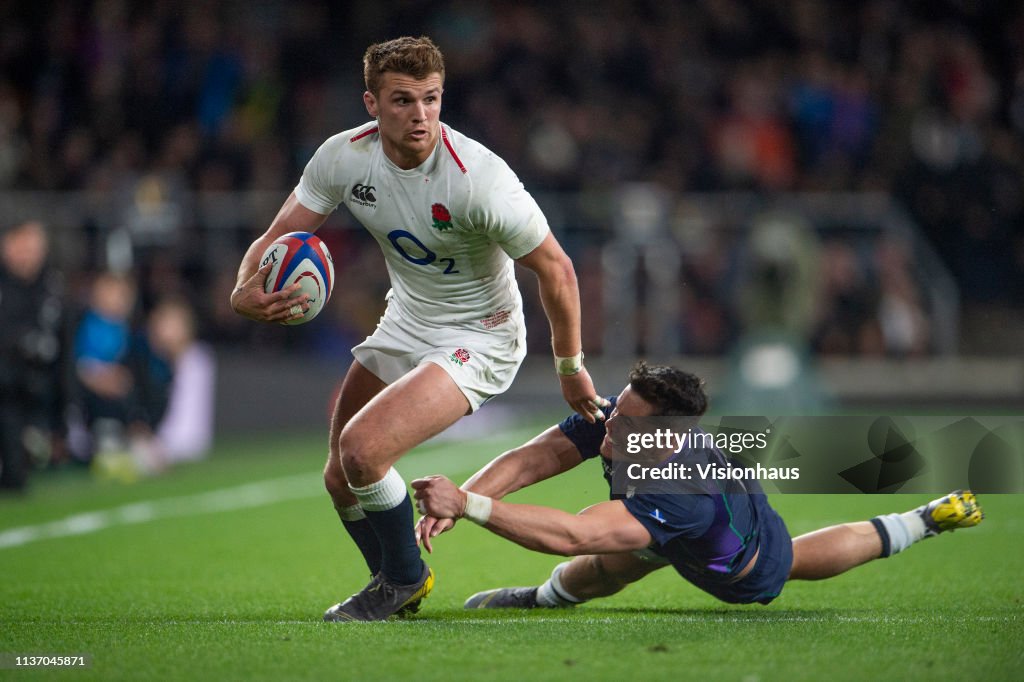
[600,385,658,460]
[364,72,443,170]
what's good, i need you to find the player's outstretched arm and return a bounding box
[415,425,587,551]
[412,475,651,556]
[231,191,329,323]
[516,234,608,423]
[463,425,587,497]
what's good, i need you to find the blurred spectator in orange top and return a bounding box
[711,64,797,191]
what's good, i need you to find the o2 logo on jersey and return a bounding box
[388,229,459,275]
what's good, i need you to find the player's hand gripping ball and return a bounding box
[260,232,335,325]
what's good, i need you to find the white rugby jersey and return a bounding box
[294,122,550,330]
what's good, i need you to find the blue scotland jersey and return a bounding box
[558,399,765,588]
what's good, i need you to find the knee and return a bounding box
[578,555,620,590]
[588,555,624,589]
[323,458,349,498]
[563,555,627,600]
[337,428,384,482]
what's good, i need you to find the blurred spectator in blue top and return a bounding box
[73,270,138,459]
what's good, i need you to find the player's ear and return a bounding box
[363,91,378,118]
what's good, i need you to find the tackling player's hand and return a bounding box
[411,475,466,523]
[230,260,310,324]
[558,368,609,424]
[414,515,455,554]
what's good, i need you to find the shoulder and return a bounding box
[345,121,380,147]
[439,124,514,181]
[313,122,379,159]
[623,490,716,536]
[300,124,378,203]
[556,396,617,459]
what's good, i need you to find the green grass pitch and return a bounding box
[1,422,1021,681]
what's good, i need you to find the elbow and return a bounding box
[511,467,548,492]
[551,530,590,557]
[526,530,584,557]
[536,252,577,291]
[556,254,577,288]
[543,541,578,557]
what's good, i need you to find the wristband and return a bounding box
[554,351,584,376]
[463,492,493,525]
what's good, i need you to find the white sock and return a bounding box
[336,503,366,521]
[536,561,583,607]
[348,468,407,511]
[874,510,928,556]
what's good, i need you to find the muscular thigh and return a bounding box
[326,361,386,471]
[339,361,471,483]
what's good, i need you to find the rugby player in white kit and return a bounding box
[230,36,607,621]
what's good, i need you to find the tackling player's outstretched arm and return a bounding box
[231,191,329,324]
[462,426,586,498]
[516,234,608,423]
[415,425,585,551]
[412,475,652,556]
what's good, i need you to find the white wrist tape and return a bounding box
[463,492,493,525]
[554,351,584,376]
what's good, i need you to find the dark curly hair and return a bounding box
[363,36,445,94]
[628,361,708,417]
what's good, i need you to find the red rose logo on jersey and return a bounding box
[431,203,453,231]
[449,348,471,366]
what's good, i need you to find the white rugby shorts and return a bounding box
[351,302,527,412]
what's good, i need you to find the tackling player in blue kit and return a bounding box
[413,362,984,609]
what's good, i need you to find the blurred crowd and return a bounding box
[1,1,1023,488]
[0,219,215,493]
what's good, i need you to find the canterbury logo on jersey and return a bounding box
[351,183,377,207]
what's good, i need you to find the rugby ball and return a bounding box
[260,231,334,325]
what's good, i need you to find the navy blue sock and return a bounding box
[362,493,424,585]
[340,518,382,576]
[870,517,892,557]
